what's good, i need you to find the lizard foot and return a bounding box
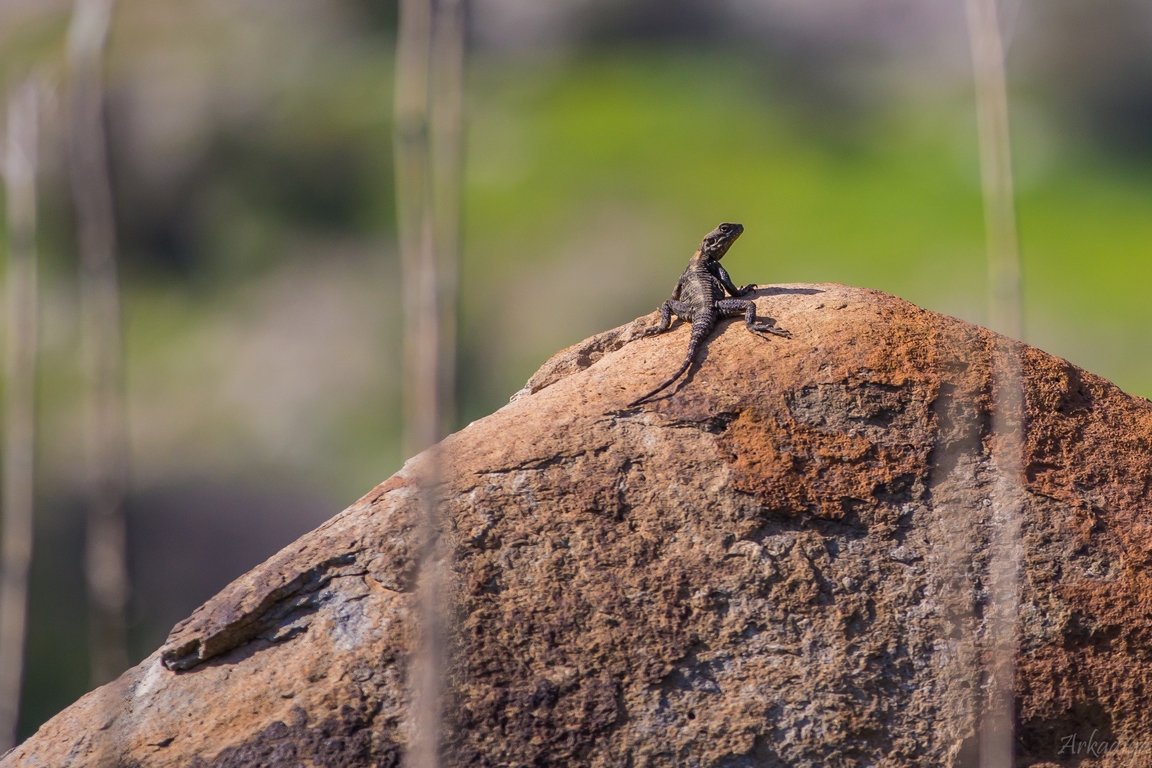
[751,323,791,339]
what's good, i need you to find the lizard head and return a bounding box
[700,222,743,261]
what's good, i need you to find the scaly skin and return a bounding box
[629,223,789,407]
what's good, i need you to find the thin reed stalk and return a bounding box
[965,0,1024,765]
[395,1,466,765]
[67,0,131,684]
[0,76,41,753]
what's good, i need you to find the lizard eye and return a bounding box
[718,224,731,233]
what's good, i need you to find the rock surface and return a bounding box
[6,284,1152,767]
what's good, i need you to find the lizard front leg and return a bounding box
[717,298,790,339]
[711,262,755,297]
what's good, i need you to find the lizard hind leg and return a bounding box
[718,298,790,339]
[640,299,691,338]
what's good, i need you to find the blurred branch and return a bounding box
[394,0,466,765]
[0,76,41,754]
[965,1,1023,766]
[396,0,437,456]
[430,0,464,437]
[967,0,1022,341]
[67,0,130,684]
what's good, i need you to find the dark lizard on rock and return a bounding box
[628,222,789,407]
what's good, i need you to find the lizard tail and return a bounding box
[628,355,694,407]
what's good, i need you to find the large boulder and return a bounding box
[6,284,1152,767]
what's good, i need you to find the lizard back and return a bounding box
[676,254,725,320]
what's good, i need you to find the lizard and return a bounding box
[628,222,789,407]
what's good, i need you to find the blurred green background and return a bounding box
[2,0,1151,740]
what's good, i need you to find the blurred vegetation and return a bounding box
[1,0,1151,740]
